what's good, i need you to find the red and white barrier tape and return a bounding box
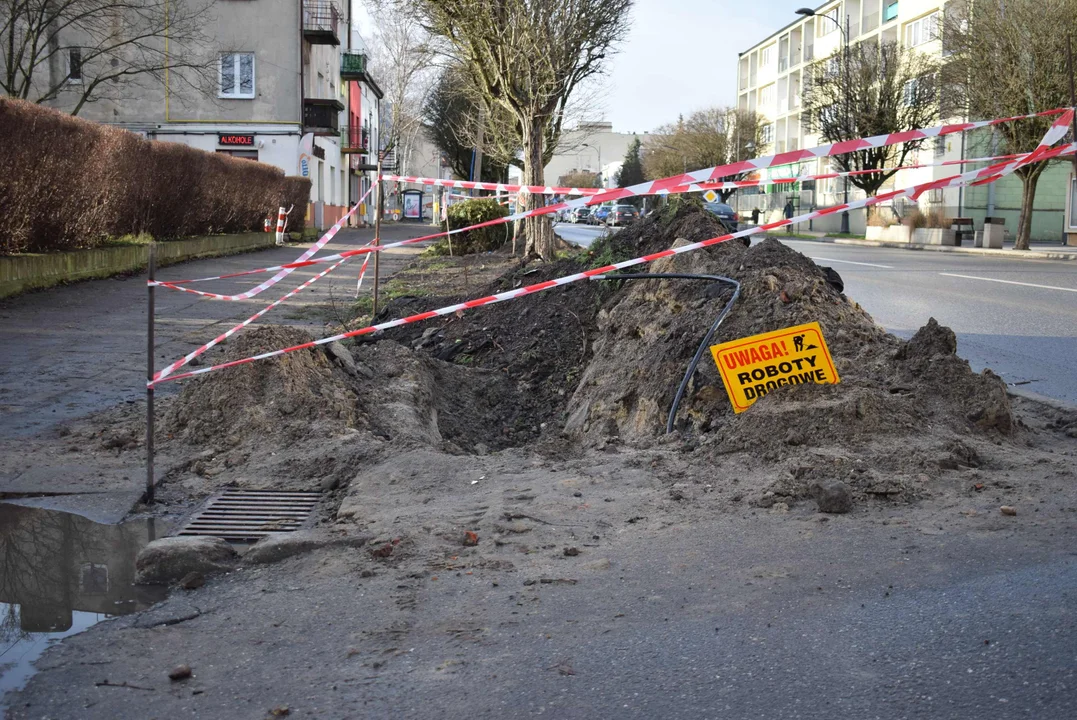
[381,175,603,196]
[153,256,352,382]
[151,108,1068,289]
[150,184,375,301]
[676,149,1071,194]
[149,113,1073,387]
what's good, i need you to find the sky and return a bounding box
[600,0,816,134]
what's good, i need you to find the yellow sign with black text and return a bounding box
[710,322,839,413]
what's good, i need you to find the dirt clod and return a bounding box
[168,665,192,681]
[812,481,853,514]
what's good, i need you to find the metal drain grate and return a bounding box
[177,490,321,541]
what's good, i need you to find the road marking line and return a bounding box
[939,272,1077,293]
[808,256,894,269]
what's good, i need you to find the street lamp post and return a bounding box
[796,7,851,235]
[582,143,602,187]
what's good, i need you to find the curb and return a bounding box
[779,235,1077,261]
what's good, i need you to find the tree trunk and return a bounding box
[1015,170,1040,251]
[522,120,555,260]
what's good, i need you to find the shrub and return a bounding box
[429,198,511,255]
[0,98,311,254]
[902,207,952,230]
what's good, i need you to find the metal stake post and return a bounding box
[145,243,156,505]
[372,157,383,317]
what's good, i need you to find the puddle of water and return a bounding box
[0,504,168,717]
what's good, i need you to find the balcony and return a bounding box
[804,45,814,61]
[863,11,879,33]
[884,1,899,23]
[779,57,789,72]
[303,0,340,46]
[340,51,367,81]
[340,125,369,154]
[303,98,344,136]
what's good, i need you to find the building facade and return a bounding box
[34,0,383,230]
[509,122,639,189]
[737,0,1068,240]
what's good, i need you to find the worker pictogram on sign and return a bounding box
[710,321,839,413]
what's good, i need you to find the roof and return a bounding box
[737,0,838,56]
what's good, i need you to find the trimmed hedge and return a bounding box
[430,198,511,255]
[0,98,312,255]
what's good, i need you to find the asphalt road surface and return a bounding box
[779,240,1077,406]
[554,222,613,247]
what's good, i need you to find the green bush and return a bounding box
[429,198,510,255]
[0,98,312,254]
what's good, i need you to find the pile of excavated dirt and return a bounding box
[165,326,363,446]
[159,204,1022,509]
[369,258,615,447]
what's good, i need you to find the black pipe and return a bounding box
[590,272,741,434]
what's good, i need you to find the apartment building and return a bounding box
[509,121,639,188]
[37,1,383,230]
[736,1,1068,239]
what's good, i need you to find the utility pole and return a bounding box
[840,12,850,235]
[1067,35,1077,180]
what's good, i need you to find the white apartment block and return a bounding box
[737,1,953,232]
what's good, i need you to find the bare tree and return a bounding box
[802,40,938,201]
[423,67,510,182]
[642,107,763,201]
[1,0,214,115]
[942,0,1077,250]
[402,0,633,260]
[362,3,436,175]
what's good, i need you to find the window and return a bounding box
[216,149,259,161]
[905,12,938,48]
[902,78,918,106]
[884,2,899,22]
[762,124,774,144]
[219,52,255,99]
[934,136,946,158]
[761,45,773,67]
[67,48,82,84]
[759,84,774,107]
[817,7,839,37]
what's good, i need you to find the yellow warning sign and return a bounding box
[703,189,719,203]
[710,321,840,413]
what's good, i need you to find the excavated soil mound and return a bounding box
[589,197,739,262]
[569,234,1013,447]
[370,257,614,446]
[166,326,362,445]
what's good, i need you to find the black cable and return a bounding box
[589,272,741,434]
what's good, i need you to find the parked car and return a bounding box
[569,207,592,224]
[592,205,613,225]
[705,202,739,232]
[606,204,639,227]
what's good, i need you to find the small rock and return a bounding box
[179,572,205,590]
[811,481,853,514]
[267,706,291,717]
[326,341,358,377]
[779,290,792,304]
[1000,506,1017,516]
[583,558,611,571]
[135,537,239,585]
[168,664,192,681]
[371,543,394,558]
[319,475,340,492]
[563,547,580,557]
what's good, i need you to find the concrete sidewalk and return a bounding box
[776,229,1077,260]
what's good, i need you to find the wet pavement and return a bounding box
[0,504,167,716]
